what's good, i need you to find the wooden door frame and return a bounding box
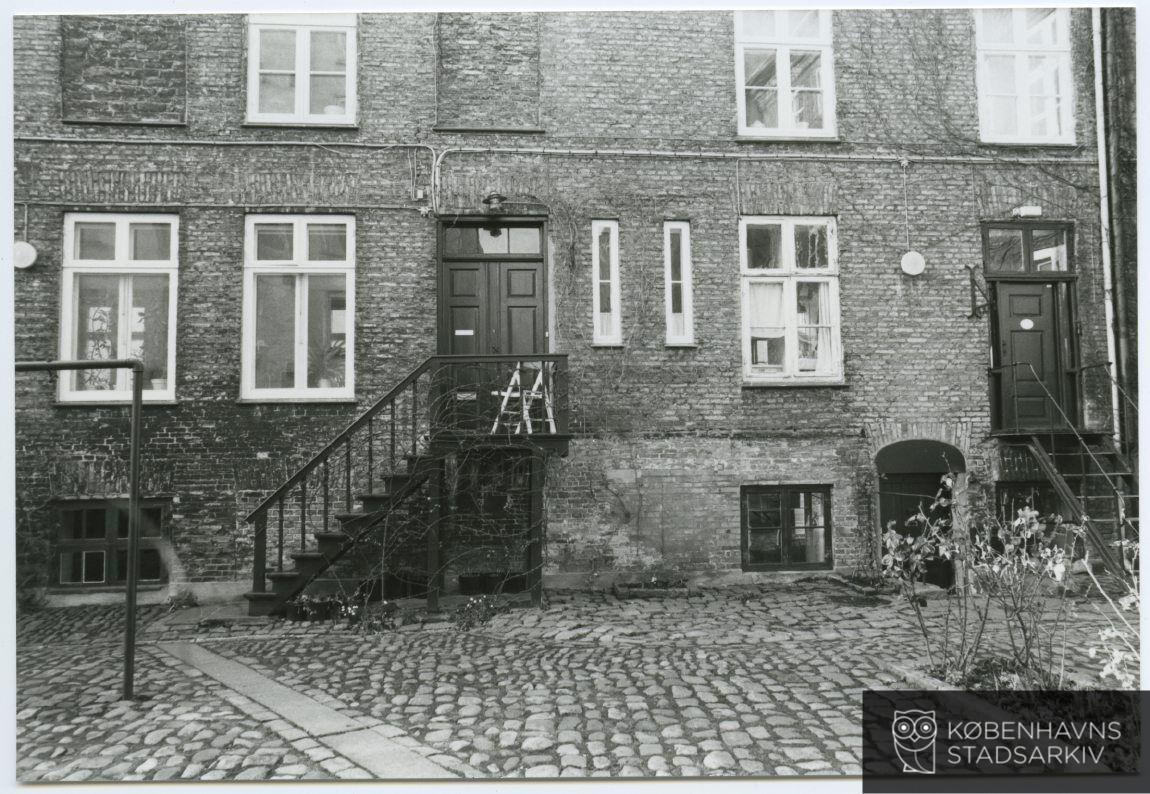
[436,216,550,355]
[982,221,1081,433]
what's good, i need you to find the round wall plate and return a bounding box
[14,240,38,270]
[900,250,925,276]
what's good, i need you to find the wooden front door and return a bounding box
[439,222,547,356]
[994,281,1070,430]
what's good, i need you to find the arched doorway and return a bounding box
[876,440,966,588]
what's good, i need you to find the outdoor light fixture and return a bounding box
[482,192,506,213]
[1011,205,1043,218]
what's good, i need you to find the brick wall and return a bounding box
[12,9,1118,593]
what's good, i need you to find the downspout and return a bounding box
[1092,7,1122,446]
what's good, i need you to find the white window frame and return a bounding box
[591,220,622,346]
[734,10,837,139]
[59,213,180,403]
[241,215,356,401]
[246,14,358,126]
[663,221,695,346]
[974,8,1075,145]
[739,216,843,384]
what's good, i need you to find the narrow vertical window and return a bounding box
[663,221,694,345]
[60,214,179,402]
[975,8,1074,144]
[242,216,355,400]
[735,11,836,138]
[591,220,621,345]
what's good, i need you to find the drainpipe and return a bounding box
[1092,7,1121,447]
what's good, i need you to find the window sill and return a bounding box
[237,397,358,405]
[589,343,625,349]
[978,138,1079,149]
[47,583,167,594]
[664,342,698,349]
[736,133,841,143]
[55,400,179,407]
[241,121,359,130]
[741,563,833,572]
[741,378,846,389]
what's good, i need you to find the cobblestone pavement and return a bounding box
[16,580,1132,781]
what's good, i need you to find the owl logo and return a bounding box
[891,709,937,774]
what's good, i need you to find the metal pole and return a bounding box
[14,359,145,701]
[123,363,144,700]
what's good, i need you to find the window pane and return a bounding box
[508,227,541,254]
[1031,228,1068,272]
[254,275,297,388]
[75,223,115,260]
[143,507,163,537]
[60,511,82,540]
[310,31,347,71]
[796,281,826,325]
[479,227,510,254]
[794,224,829,268]
[746,491,783,565]
[307,275,347,388]
[670,282,683,315]
[748,282,785,369]
[1024,9,1058,45]
[117,508,129,539]
[743,50,777,87]
[61,552,83,584]
[981,10,1015,44]
[599,283,612,314]
[985,228,1024,271]
[74,274,120,391]
[308,224,347,260]
[792,91,824,130]
[129,223,170,260]
[745,89,778,129]
[83,550,105,583]
[140,549,163,581]
[787,10,820,39]
[1026,55,1060,97]
[740,11,776,39]
[988,96,1019,137]
[746,225,782,269]
[597,228,612,281]
[669,230,682,281]
[129,275,170,386]
[797,283,832,373]
[84,509,106,539]
[259,29,296,70]
[984,54,1017,94]
[1029,97,1059,138]
[790,51,821,89]
[309,75,346,115]
[258,74,296,114]
[255,224,294,260]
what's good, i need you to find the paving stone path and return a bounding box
[16,579,1131,781]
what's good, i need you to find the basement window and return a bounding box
[242,216,356,401]
[975,8,1074,145]
[735,10,837,138]
[246,14,357,126]
[59,214,179,403]
[741,485,833,570]
[55,501,167,587]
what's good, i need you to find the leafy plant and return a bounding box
[452,594,508,630]
[164,588,199,613]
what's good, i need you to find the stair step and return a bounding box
[290,551,329,566]
[243,591,281,617]
[314,531,351,544]
[267,571,299,581]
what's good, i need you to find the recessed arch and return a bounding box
[875,439,966,475]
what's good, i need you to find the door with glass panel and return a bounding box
[438,222,547,430]
[982,223,1077,431]
[741,484,832,570]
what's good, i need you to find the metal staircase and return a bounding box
[243,354,570,617]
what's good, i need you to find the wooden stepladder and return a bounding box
[490,361,557,435]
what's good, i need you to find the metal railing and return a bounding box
[246,354,568,596]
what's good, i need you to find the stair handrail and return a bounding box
[244,355,436,523]
[1074,359,1139,417]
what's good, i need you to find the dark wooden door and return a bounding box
[442,261,545,355]
[995,281,1067,430]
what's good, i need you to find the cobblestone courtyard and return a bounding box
[15,579,1128,782]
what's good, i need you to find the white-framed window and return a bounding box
[975,8,1074,144]
[739,216,843,383]
[246,14,357,126]
[663,221,694,346]
[59,214,179,403]
[591,220,621,345]
[241,215,356,401]
[734,10,836,138]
